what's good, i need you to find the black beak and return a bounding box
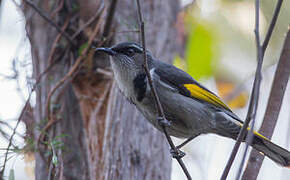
[94,47,116,56]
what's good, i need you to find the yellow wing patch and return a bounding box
[183,84,231,111]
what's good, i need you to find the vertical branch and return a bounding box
[242,28,290,180]
[135,0,164,117]
[102,0,118,38]
[221,1,264,178]
[221,0,284,178]
[235,1,263,178]
[262,0,284,53]
[135,0,192,179]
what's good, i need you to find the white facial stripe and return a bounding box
[149,68,155,81]
[129,44,143,52]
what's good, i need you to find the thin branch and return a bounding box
[0,148,20,151]
[235,1,263,178]
[0,120,24,139]
[262,0,284,53]
[0,95,29,177]
[0,21,72,171]
[135,0,192,179]
[22,0,75,46]
[136,1,165,117]
[0,43,67,177]
[102,0,118,38]
[221,0,284,179]
[242,28,290,180]
[221,0,264,179]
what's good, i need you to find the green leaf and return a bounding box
[185,23,216,80]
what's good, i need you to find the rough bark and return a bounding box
[22,0,179,180]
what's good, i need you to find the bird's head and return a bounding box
[95,42,153,73]
[95,42,155,96]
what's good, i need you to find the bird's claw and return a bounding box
[157,117,171,127]
[170,148,186,159]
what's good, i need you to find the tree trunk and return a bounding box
[22,0,179,179]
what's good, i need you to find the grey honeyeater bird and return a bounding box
[95,42,290,167]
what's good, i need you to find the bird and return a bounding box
[95,42,290,167]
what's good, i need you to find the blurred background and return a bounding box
[0,0,289,179]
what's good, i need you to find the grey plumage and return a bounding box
[95,42,290,168]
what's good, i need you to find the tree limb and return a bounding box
[262,0,284,53]
[221,0,284,179]
[102,0,118,38]
[242,28,290,180]
[136,0,192,179]
[221,1,264,178]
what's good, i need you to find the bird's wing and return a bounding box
[152,61,271,142]
[153,61,242,122]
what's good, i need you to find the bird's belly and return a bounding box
[136,90,213,138]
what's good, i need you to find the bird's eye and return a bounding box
[125,48,135,57]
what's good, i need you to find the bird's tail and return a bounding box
[251,132,290,167]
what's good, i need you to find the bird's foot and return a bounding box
[170,148,186,159]
[157,117,171,127]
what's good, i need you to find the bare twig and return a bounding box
[0,20,72,171]
[22,0,75,46]
[221,0,284,179]
[136,1,165,117]
[135,0,192,179]
[0,95,30,177]
[242,28,290,180]
[1,90,37,176]
[102,0,118,38]
[235,1,263,179]
[262,0,284,53]
[0,120,23,139]
[0,121,16,132]
[0,43,68,177]
[0,148,20,151]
